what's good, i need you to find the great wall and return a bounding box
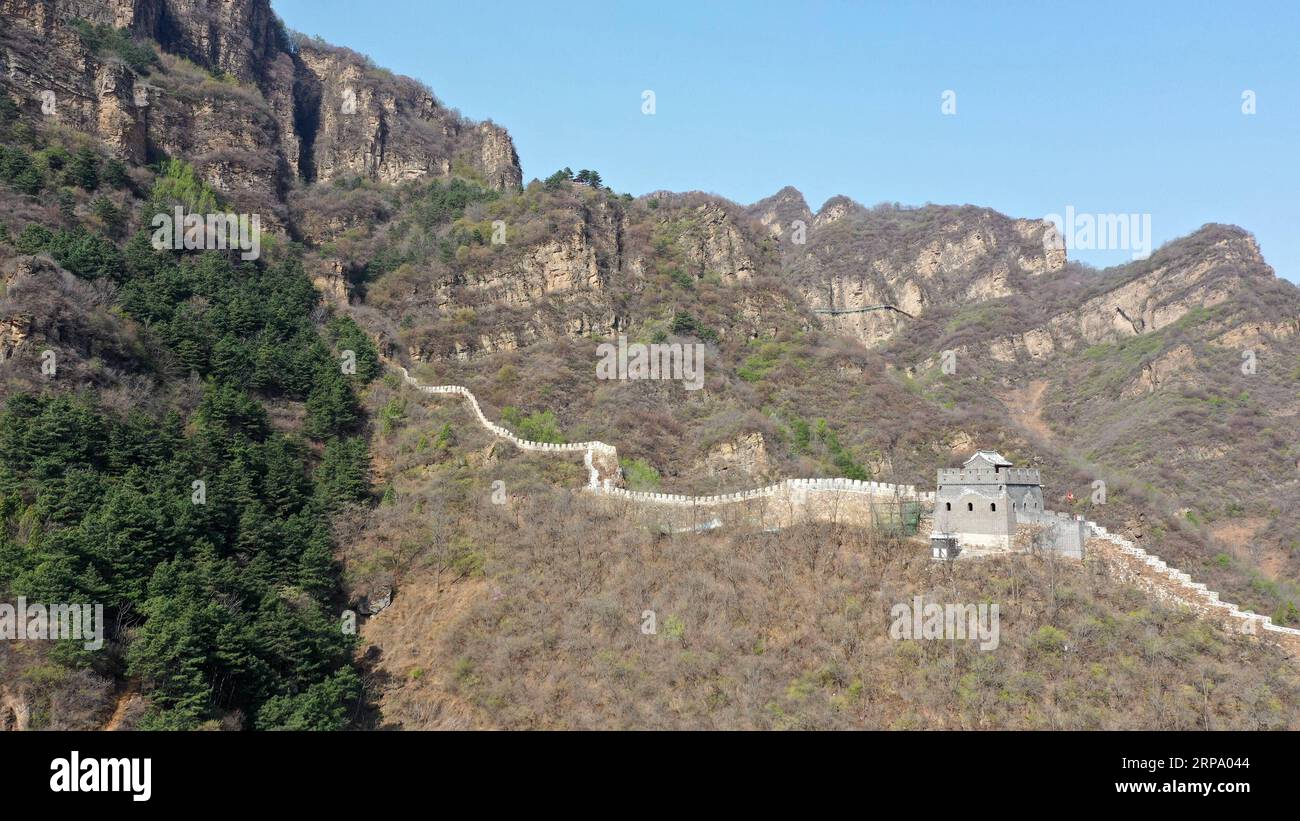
[392,362,1300,654]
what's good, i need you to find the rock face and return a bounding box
[754,192,1069,347]
[674,203,758,284]
[292,41,521,188]
[749,185,813,242]
[977,226,1289,364]
[696,432,771,481]
[0,0,523,217]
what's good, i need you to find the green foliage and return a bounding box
[148,159,221,215]
[69,19,159,74]
[817,421,871,481]
[1273,601,1300,627]
[35,145,69,175]
[315,436,371,509]
[102,158,129,189]
[543,167,573,190]
[572,169,603,188]
[378,397,406,437]
[1031,625,1069,655]
[666,266,694,289]
[324,314,381,383]
[57,188,76,221]
[16,224,124,281]
[670,311,718,343]
[413,178,498,228]
[790,417,811,453]
[120,241,359,439]
[433,423,455,450]
[15,223,51,254]
[0,144,45,195]
[0,96,17,132]
[254,667,362,730]
[501,406,565,443]
[66,147,100,191]
[0,391,357,728]
[304,368,360,439]
[0,101,368,732]
[738,341,789,382]
[91,195,125,236]
[662,614,685,640]
[620,457,661,491]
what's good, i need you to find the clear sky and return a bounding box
[272,0,1300,281]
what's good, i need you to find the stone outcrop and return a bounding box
[292,41,520,188]
[0,0,523,221]
[673,202,759,284]
[748,185,813,242]
[695,432,770,481]
[771,195,1068,347]
[977,225,1287,364]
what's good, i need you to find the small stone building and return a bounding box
[930,532,960,560]
[934,451,1045,550]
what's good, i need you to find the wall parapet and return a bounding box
[390,362,1300,652]
[1086,524,1300,643]
[938,467,1041,486]
[393,361,934,510]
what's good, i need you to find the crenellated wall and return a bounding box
[937,466,1041,486]
[1018,509,1087,558]
[393,364,929,522]
[1086,524,1300,653]
[395,362,1300,655]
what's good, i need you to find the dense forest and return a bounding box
[0,94,377,729]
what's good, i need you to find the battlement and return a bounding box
[937,466,1041,487]
[393,361,934,509]
[395,362,1300,655]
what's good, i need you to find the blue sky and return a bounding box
[272,0,1300,282]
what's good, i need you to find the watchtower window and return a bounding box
[967,502,973,511]
[945,502,951,511]
[990,503,997,512]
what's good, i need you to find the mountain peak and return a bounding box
[747,186,813,238]
[813,194,865,226]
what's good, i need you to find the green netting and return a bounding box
[871,499,922,535]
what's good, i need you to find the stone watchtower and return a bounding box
[934,451,1044,550]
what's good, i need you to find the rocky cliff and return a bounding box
[748,193,1068,346]
[0,0,522,223]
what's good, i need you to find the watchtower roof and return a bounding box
[965,450,1012,468]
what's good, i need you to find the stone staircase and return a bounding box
[1086,523,1300,652]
